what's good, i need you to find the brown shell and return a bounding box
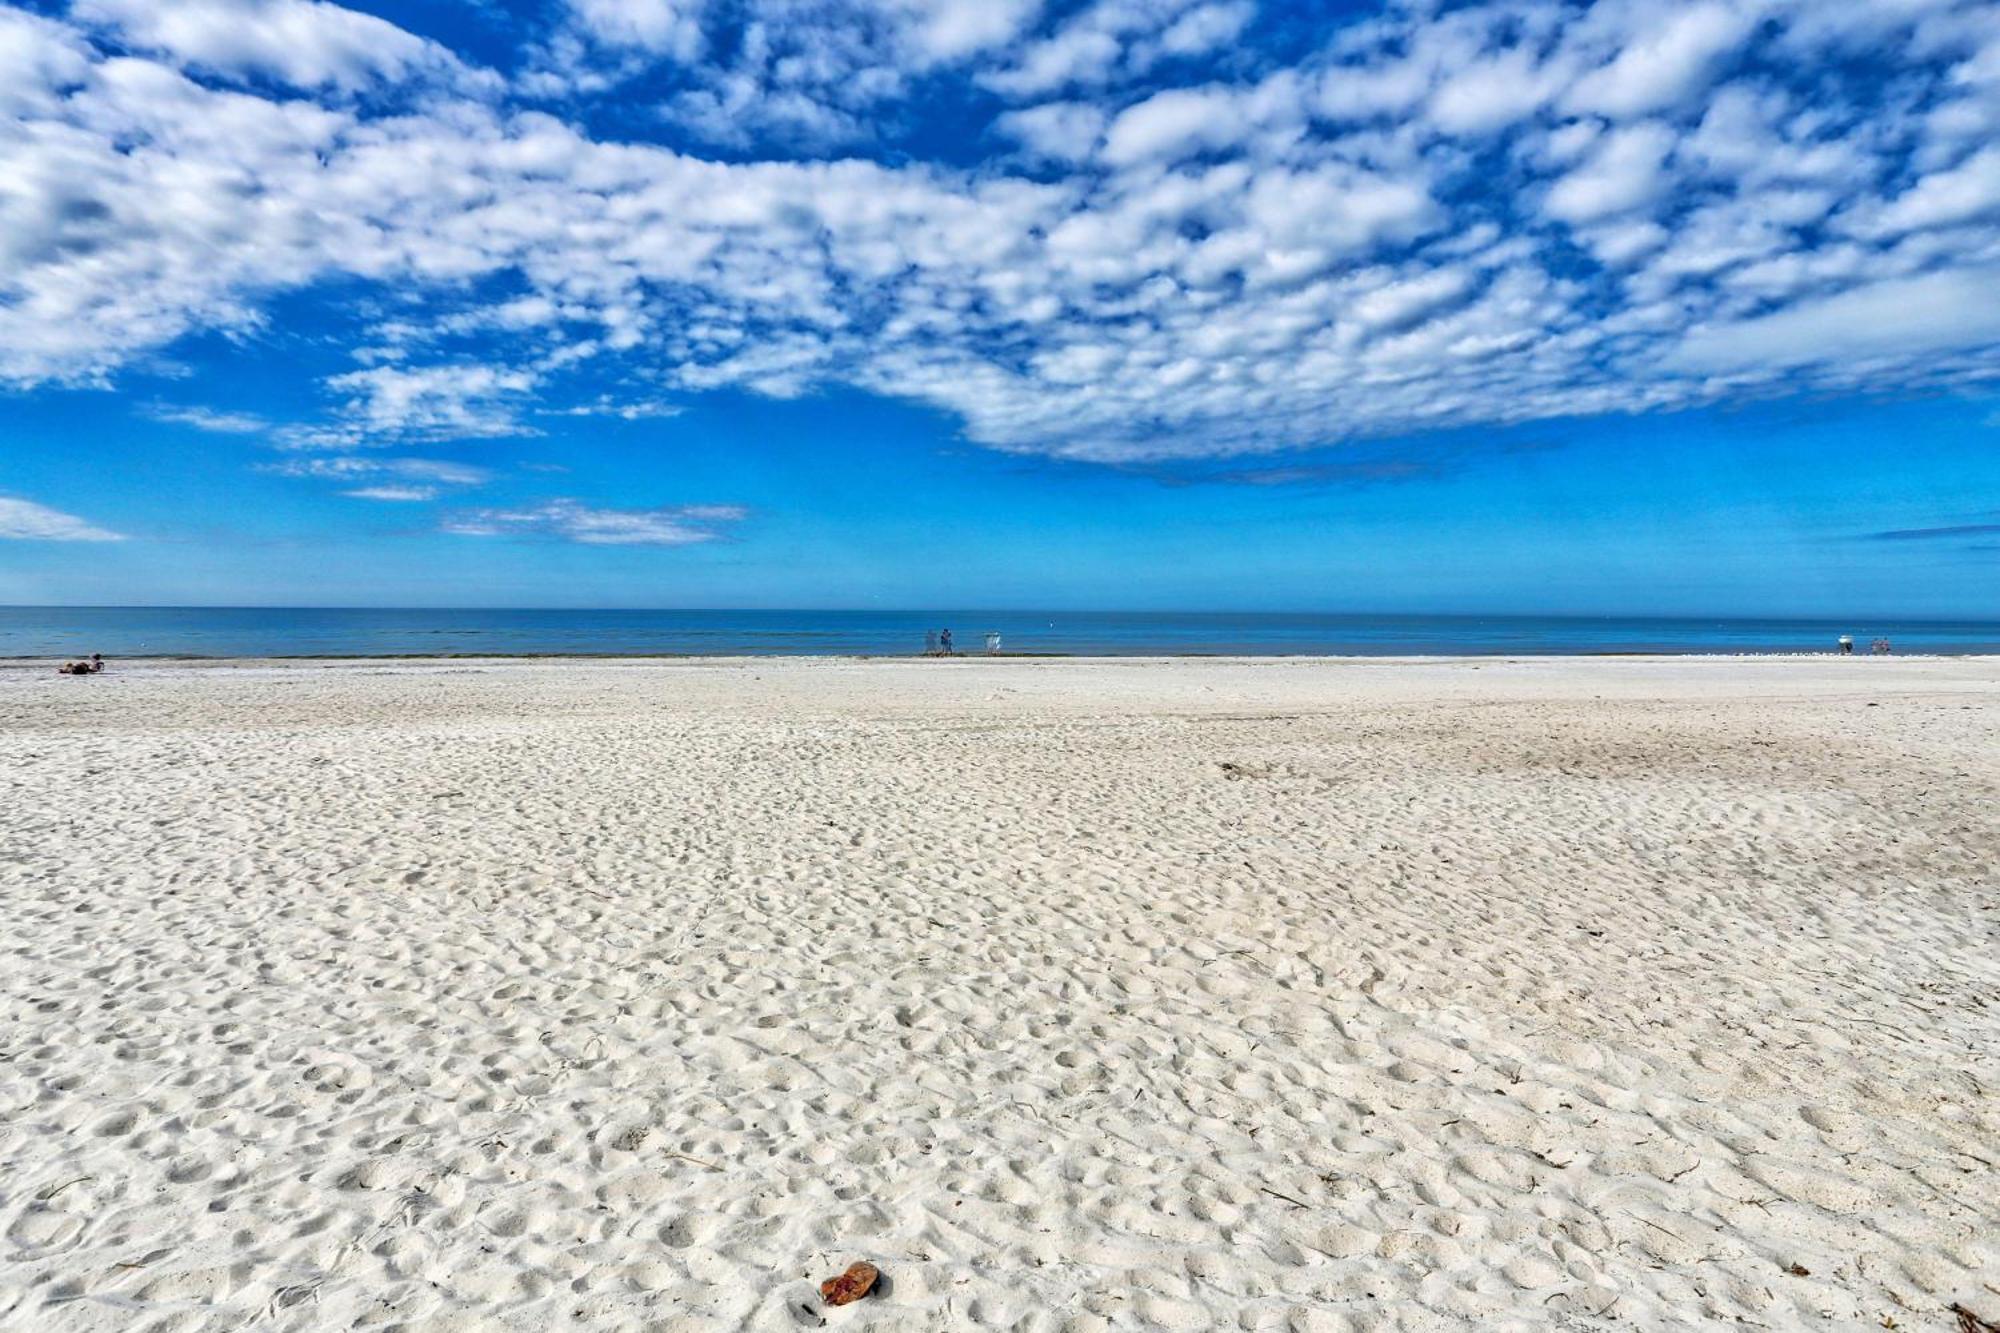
[819,1261,879,1307]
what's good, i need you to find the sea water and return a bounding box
[3,607,1996,657]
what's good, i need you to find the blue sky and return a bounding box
[1,0,1997,613]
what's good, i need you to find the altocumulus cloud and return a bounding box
[68,0,499,94]
[441,500,748,545]
[0,497,126,542]
[3,0,2000,464]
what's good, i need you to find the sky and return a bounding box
[1,0,1997,614]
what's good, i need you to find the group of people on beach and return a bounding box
[1836,635,1892,655]
[922,629,1003,656]
[56,654,104,675]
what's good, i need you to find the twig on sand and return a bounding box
[1260,1186,1311,1209]
[1953,1303,2000,1333]
[666,1151,723,1172]
[36,1176,90,1200]
[1632,1215,1685,1241]
[1715,1189,1773,1212]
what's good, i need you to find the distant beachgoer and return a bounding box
[940,628,954,655]
[985,631,1001,655]
[88,654,103,673]
[1838,634,1853,655]
[923,630,939,656]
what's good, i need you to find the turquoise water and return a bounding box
[2,607,1995,657]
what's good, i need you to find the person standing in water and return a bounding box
[1838,634,1854,655]
[940,628,953,655]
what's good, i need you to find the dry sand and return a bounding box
[1,656,1996,1332]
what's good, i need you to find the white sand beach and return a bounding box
[1,656,1996,1332]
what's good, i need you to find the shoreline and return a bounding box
[6,649,1995,666]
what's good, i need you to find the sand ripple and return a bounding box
[2,657,1996,1330]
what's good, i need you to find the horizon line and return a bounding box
[5,605,2000,623]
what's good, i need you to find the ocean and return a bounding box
[2,607,1996,658]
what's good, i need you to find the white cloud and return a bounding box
[442,499,747,544]
[0,54,352,386]
[1151,3,1253,60]
[1240,164,1439,257]
[541,398,686,420]
[981,0,1246,99]
[902,0,1045,63]
[0,9,94,117]
[1100,74,1305,166]
[564,0,1040,68]
[547,0,1043,143]
[322,365,541,442]
[344,484,438,502]
[149,404,270,434]
[1668,266,2000,371]
[995,101,1107,161]
[982,25,1121,98]
[1870,145,2000,234]
[266,457,495,486]
[1580,219,1670,266]
[1428,47,1565,135]
[1103,86,1243,164]
[563,0,708,59]
[1544,122,1677,223]
[0,496,126,542]
[1566,3,1753,119]
[71,0,495,94]
[1349,268,1476,334]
